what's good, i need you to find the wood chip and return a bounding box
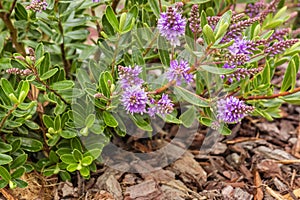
[124,180,162,199]
[253,168,263,200]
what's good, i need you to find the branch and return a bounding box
[242,87,300,101]
[0,1,26,56]
[0,104,18,134]
[58,20,71,78]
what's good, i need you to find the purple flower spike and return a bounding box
[121,87,148,115]
[118,65,144,89]
[148,94,174,118]
[166,60,193,85]
[228,39,252,55]
[26,0,48,12]
[217,96,254,123]
[157,6,186,47]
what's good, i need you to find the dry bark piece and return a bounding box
[96,174,122,200]
[254,146,296,160]
[124,180,162,200]
[256,160,282,177]
[171,153,207,188]
[283,188,300,200]
[253,168,263,200]
[61,181,76,197]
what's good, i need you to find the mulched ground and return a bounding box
[0,102,299,200]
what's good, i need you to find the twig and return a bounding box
[58,20,71,78]
[91,8,101,37]
[111,0,120,12]
[242,87,300,101]
[0,1,26,56]
[9,0,17,15]
[32,68,69,105]
[0,104,18,134]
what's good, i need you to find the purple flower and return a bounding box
[157,6,186,47]
[118,65,144,89]
[26,0,48,12]
[148,94,174,118]
[121,87,148,115]
[166,60,193,85]
[217,96,254,123]
[222,63,236,69]
[93,0,100,2]
[228,38,251,55]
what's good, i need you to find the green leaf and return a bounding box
[121,6,138,33]
[60,130,77,139]
[105,6,119,31]
[51,80,74,90]
[11,167,26,179]
[199,117,213,127]
[200,65,235,75]
[14,179,28,188]
[281,58,296,92]
[179,106,197,127]
[61,154,76,164]
[99,71,113,97]
[49,150,59,163]
[174,86,209,107]
[81,156,93,166]
[19,137,43,152]
[158,36,170,66]
[85,114,95,128]
[0,142,12,153]
[10,154,27,169]
[0,154,13,165]
[43,115,54,129]
[0,166,11,181]
[71,137,83,152]
[10,139,21,153]
[148,0,160,18]
[202,24,215,45]
[130,115,152,131]
[65,30,89,40]
[103,111,118,128]
[72,149,83,162]
[218,125,231,135]
[0,180,8,188]
[84,148,101,160]
[40,68,58,81]
[66,163,78,172]
[79,166,90,177]
[15,3,27,20]
[1,78,15,97]
[200,11,208,29]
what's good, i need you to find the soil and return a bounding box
[0,102,299,200]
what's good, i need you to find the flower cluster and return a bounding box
[265,39,299,56]
[118,65,144,89]
[157,6,186,47]
[221,67,263,83]
[268,28,290,42]
[189,4,200,34]
[217,96,255,123]
[121,86,148,115]
[26,0,48,12]
[6,68,32,76]
[148,94,174,118]
[166,59,193,85]
[118,65,147,114]
[222,17,260,42]
[118,65,174,117]
[245,1,266,18]
[258,0,281,21]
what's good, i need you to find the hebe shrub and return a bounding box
[0,0,299,188]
